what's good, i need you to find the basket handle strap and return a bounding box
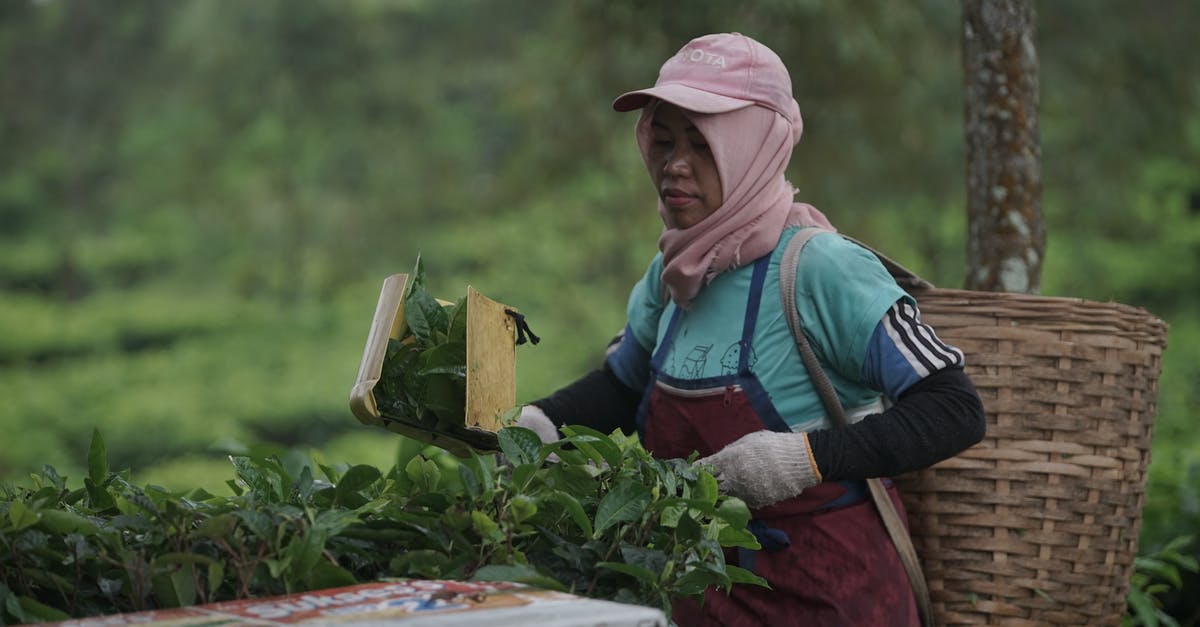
[780,227,935,627]
[840,233,936,291]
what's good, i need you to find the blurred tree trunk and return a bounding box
[962,0,1044,293]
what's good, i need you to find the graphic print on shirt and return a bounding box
[720,341,757,375]
[679,344,714,378]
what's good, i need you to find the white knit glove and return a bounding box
[517,405,560,445]
[697,430,822,510]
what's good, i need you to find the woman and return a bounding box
[519,32,985,626]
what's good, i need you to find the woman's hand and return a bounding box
[698,430,821,509]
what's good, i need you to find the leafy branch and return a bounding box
[1125,536,1199,627]
[0,427,765,623]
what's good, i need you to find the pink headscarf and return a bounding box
[635,101,834,308]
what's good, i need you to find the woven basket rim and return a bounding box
[910,287,1168,334]
[911,286,1157,313]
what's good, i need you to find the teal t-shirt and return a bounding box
[612,226,911,432]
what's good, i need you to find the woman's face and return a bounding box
[647,103,723,230]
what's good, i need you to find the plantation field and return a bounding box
[3,0,1199,620]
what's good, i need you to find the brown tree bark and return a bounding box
[962,0,1044,293]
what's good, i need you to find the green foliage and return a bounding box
[373,256,509,452]
[1125,536,1200,627]
[0,280,372,488]
[0,429,764,623]
[377,256,470,433]
[1,0,1199,621]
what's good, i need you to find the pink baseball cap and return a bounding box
[612,32,802,133]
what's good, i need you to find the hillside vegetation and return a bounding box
[2,0,1199,618]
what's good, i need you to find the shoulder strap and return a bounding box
[779,228,848,426]
[839,233,936,291]
[779,227,935,627]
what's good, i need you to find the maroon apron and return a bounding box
[636,255,919,626]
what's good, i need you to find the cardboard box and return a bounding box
[349,274,518,456]
[42,580,668,626]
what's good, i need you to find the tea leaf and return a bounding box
[230,456,272,498]
[462,451,495,493]
[83,477,116,511]
[446,296,468,344]
[593,481,652,538]
[418,341,467,375]
[7,501,41,531]
[470,510,502,542]
[318,462,343,483]
[151,569,196,608]
[285,529,328,577]
[674,509,702,543]
[404,457,441,493]
[498,427,543,467]
[404,254,426,300]
[306,560,358,590]
[551,490,593,538]
[391,549,452,578]
[313,509,360,536]
[336,465,383,496]
[597,562,658,585]
[294,465,316,503]
[87,428,108,484]
[511,463,538,492]
[673,567,725,596]
[193,513,237,540]
[543,463,600,496]
[693,469,719,506]
[715,496,751,528]
[659,500,685,528]
[151,552,218,569]
[233,510,273,540]
[472,564,566,592]
[724,565,769,588]
[717,526,761,550]
[207,562,225,599]
[405,286,447,346]
[457,463,481,499]
[423,375,465,427]
[508,494,538,524]
[37,509,98,536]
[620,544,668,574]
[8,595,69,622]
[560,426,623,468]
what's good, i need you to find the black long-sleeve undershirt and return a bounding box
[807,367,985,481]
[532,365,985,479]
[531,364,641,436]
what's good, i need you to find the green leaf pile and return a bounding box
[0,428,766,623]
[374,256,498,450]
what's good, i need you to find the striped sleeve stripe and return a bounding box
[883,302,964,377]
[899,302,965,367]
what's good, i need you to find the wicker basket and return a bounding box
[891,288,1168,625]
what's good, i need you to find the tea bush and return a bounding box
[0,428,764,624]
